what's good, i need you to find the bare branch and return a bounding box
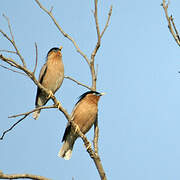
[1,15,26,67]
[3,14,15,41]
[0,170,50,180]
[90,2,112,90]
[100,5,113,38]
[8,105,56,118]
[0,105,56,140]
[0,1,111,179]
[34,0,90,66]
[0,50,17,54]
[50,6,53,13]
[170,15,180,42]
[94,0,101,45]
[33,42,38,74]
[0,115,27,140]
[64,75,92,90]
[0,64,27,76]
[162,0,180,46]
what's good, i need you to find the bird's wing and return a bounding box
[61,123,71,142]
[38,63,47,83]
[61,103,78,142]
[35,63,47,106]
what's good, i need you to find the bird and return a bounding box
[33,47,64,120]
[58,91,105,160]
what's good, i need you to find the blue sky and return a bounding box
[1,0,180,180]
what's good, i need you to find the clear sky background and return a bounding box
[1,0,180,180]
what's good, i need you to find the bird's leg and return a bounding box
[56,101,62,109]
[47,90,54,99]
[85,142,92,151]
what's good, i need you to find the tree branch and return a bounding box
[0,49,17,54]
[0,1,112,179]
[0,64,27,76]
[100,5,113,38]
[162,0,180,46]
[0,170,50,180]
[2,15,26,67]
[90,1,112,90]
[0,105,56,140]
[64,76,92,90]
[34,0,90,66]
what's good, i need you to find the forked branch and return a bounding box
[162,0,180,46]
[0,1,112,180]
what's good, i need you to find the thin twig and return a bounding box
[94,0,101,44]
[1,15,26,67]
[90,2,112,90]
[50,6,53,13]
[100,5,113,38]
[64,76,92,90]
[162,0,180,46]
[33,42,38,74]
[0,115,27,140]
[0,170,50,180]
[0,64,27,76]
[0,105,56,140]
[170,15,180,41]
[8,105,56,118]
[3,14,14,42]
[34,0,90,66]
[0,50,17,54]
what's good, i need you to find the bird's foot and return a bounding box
[47,90,54,99]
[86,142,91,151]
[74,124,80,134]
[56,101,62,109]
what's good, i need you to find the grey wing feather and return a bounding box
[35,63,47,106]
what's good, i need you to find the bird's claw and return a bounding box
[84,142,91,151]
[74,124,80,134]
[47,90,54,99]
[56,101,61,109]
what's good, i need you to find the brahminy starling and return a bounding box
[33,47,64,120]
[58,91,104,160]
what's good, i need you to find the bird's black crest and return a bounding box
[47,47,60,57]
[75,91,101,105]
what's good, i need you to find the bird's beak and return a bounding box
[59,46,63,50]
[100,92,106,96]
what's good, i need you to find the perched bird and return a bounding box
[33,47,64,120]
[58,91,105,160]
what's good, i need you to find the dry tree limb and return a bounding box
[90,0,112,90]
[0,105,56,140]
[0,170,50,180]
[34,0,90,66]
[162,0,180,46]
[0,50,17,54]
[0,64,27,76]
[64,76,92,90]
[2,14,26,67]
[34,1,111,180]
[0,1,112,179]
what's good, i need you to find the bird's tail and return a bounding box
[58,136,76,160]
[33,109,41,120]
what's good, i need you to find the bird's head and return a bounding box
[47,46,63,59]
[76,91,105,105]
